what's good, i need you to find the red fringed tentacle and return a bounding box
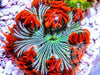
[63,66,77,75]
[0,26,17,56]
[46,56,62,75]
[73,7,84,22]
[31,0,42,8]
[16,46,37,75]
[70,47,83,63]
[43,1,71,28]
[15,10,41,29]
[68,29,90,46]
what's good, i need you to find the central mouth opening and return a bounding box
[49,37,57,41]
[48,36,58,41]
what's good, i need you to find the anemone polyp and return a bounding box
[1,0,90,75]
[65,0,95,9]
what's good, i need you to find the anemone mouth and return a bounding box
[45,35,60,44]
[49,37,58,41]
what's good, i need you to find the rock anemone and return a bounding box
[1,0,90,75]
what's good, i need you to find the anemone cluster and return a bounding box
[1,0,92,75]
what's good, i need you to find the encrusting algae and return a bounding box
[1,0,99,75]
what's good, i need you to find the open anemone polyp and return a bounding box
[1,0,90,75]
